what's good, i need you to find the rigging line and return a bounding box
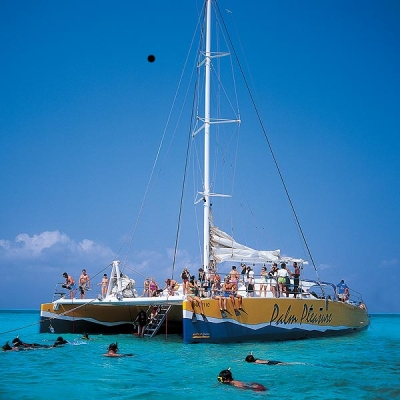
[56,298,98,318]
[215,2,323,286]
[171,26,204,280]
[0,299,98,337]
[189,141,203,262]
[169,10,207,280]
[113,10,204,267]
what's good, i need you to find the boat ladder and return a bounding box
[143,305,172,338]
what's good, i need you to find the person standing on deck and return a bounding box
[268,263,278,298]
[97,273,108,298]
[229,266,240,286]
[245,266,255,297]
[292,262,301,298]
[79,269,90,299]
[142,277,150,297]
[277,263,291,297]
[259,266,268,297]
[180,267,190,295]
[62,272,76,299]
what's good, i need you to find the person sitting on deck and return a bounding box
[222,276,242,316]
[163,278,178,296]
[186,276,206,317]
[212,275,227,317]
[336,279,349,302]
[230,280,243,312]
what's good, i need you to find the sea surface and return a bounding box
[0,311,399,400]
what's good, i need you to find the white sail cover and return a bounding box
[210,226,306,264]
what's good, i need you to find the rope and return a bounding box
[170,3,206,279]
[0,299,98,337]
[214,1,324,293]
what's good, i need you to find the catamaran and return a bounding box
[40,0,369,343]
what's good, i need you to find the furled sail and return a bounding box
[210,226,306,264]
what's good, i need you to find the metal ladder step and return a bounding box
[143,305,172,338]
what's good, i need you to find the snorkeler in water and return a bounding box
[52,337,69,347]
[245,354,286,365]
[217,368,266,391]
[11,336,49,349]
[103,343,133,357]
[2,341,17,351]
[2,336,68,351]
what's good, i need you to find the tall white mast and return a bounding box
[203,0,212,270]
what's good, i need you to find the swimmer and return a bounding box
[82,332,91,340]
[103,343,133,357]
[11,336,49,349]
[217,368,266,391]
[53,336,69,347]
[2,341,17,351]
[245,354,286,365]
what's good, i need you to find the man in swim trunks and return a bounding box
[62,272,76,298]
[79,269,90,299]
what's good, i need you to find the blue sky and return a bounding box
[0,0,399,312]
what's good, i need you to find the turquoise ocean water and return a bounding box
[0,311,399,400]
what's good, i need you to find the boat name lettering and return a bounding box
[270,304,298,325]
[270,304,333,325]
[300,304,333,324]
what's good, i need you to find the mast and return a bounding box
[203,0,212,270]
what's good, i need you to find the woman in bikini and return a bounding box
[142,277,150,297]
